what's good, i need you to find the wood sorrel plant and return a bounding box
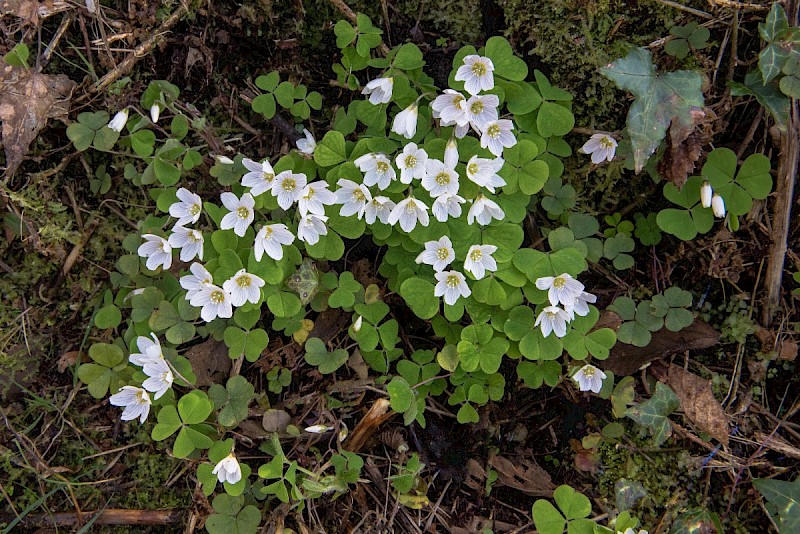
[79,15,623,514]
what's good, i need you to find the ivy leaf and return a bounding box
[753,477,800,533]
[626,382,680,445]
[601,47,704,173]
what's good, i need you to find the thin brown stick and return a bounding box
[0,509,184,528]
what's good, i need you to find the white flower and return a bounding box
[466,156,506,193]
[364,196,396,224]
[535,306,571,338]
[388,197,429,232]
[305,424,334,434]
[220,192,255,237]
[212,453,242,484]
[535,273,585,307]
[623,529,648,534]
[180,263,213,300]
[432,193,466,222]
[150,103,160,124]
[336,179,372,218]
[138,234,172,271]
[700,180,713,208]
[298,181,337,216]
[129,333,164,367]
[434,270,471,305]
[392,103,418,139]
[223,268,265,307]
[572,364,607,394]
[464,94,499,132]
[480,119,517,157]
[142,358,174,400]
[107,109,128,132]
[297,128,316,155]
[272,171,307,210]
[109,386,151,423]
[422,158,459,197]
[353,315,363,332]
[168,226,204,262]
[215,155,234,165]
[564,291,597,320]
[431,89,468,126]
[354,153,395,190]
[455,55,495,96]
[241,158,275,197]
[711,193,726,218]
[467,195,505,226]
[580,133,617,164]
[416,236,456,272]
[444,138,459,169]
[395,143,428,184]
[169,187,203,226]
[464,245,498,280]
[254,224,294,261]
[362,77,394,104]
[297,213,329,245]
[190,284,234,322]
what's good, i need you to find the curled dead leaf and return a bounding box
[57,350,84,373]
[487,453,555,497]
[183,339,230,387]
[0,65,75,177]
[667,364,729,446]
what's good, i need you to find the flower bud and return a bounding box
[700,180,713,208]
[711,193,726,218]
[107,109,128,132]
[150,103,160,124]
[305,424,333,434]
[353,315,363,333]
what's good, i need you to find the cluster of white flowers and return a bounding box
[109,334,178,423]
[414,236,499,305]
[700,180,726,218]
[533,273,596,338]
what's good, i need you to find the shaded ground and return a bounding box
[1,0,799,532]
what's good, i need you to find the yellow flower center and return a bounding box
[236,275,251,288]
[446,275,460,288]
[263,227,273,238]
[263,172,275,182]
[237,206,250,219]
[583,367,595,378]
[211,290,226,304]
[469,248,483,261]
[467,163,479,175]
[486,124,500,138]
[404,155,417,168]
[436,172,450,186]
[376,161,389,173]
[282,179,296,192]
[405,200,418,213]
[135,390,147,402]
[546,310,558,318]
[471,61,487,76]
[452,95,465,107]
[436,247,450,260]
[189,203,201,215]
[304,187,316,200]
[353,189,366,201]
[189,231,201,243]
[599,136,614,149]
[553,277,566,288]
[470,100,484,114]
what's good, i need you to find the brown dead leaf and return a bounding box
[601,318,720,376]
[1,0,70,24]
[570,438,600,473]
[57,350,83,373]
[656,107,707,189]
[667,365,729,446]
[778,339,797,361]
[183,339,230,387]
[487,453,555,497]
[262,409,291,433]
[0,64,75,177]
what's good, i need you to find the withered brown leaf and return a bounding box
[667,364,729,446]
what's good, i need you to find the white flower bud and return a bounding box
[150,103,160,124]
[353,315,363,333]
[107,109,128,132]
[711,193,726,218]
[700,180,713,208]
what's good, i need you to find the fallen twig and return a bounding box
[0,509,184,528]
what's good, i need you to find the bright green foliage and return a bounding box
[258,436,302,503]
[224,326,269,362]
[532,485,594,534]
[197,440,252,497]
[670,508,724,534]
[611,376,636,419]
[634,212,662,246]
[266,366,292,394]
[665,22,710,59]
[600,47,704,173]
[517,360,561,389]
[151,390,215,458]
[562,307,617,360]
[77,343,130,398]
[608,290,692,348]
[390,453,424,494]
[252,71,322,120]
[753,477,800,533]
[4,42,30,67]
[328,271,363,309]
[702,148,772,227]
[458,324,509,374]
[656,176,714,240]
[66,111,120,152]
[204,494,261,534]
[304,337,348,374]
[626,382,680,446]
[730,71,790,130]
[208,376,254,428]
